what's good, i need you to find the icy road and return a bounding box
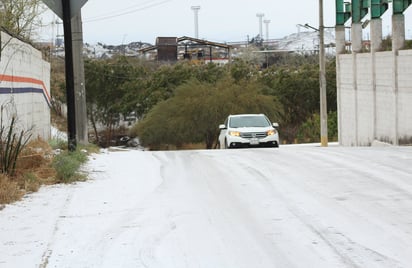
[1,146,412,268]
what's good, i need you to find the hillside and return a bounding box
[54,29,336,59]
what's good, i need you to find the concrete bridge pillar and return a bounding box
[392,13,405,52]
[370,18,383,52]
[351,23,363,52]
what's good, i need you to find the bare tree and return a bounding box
[0,0,45,41]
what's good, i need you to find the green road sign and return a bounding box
[371,0,389,18]
[393,0,411,14]
[352,0,369,23]
[336,0,352,25]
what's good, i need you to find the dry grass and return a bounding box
[180,143,207,150]
[17,138,57,183]
[51,109,67,133]
[0,138,57,205]
[148,143,207,151]
[0,174,23,204]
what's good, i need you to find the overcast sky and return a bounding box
[40,0,412,45]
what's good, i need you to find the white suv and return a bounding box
[218,114,279,149]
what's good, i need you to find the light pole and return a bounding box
[299,20,328,146]
[319,0,328,146]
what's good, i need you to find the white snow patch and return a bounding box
[1,146,412,267]
[372,140,393,147]
[51,126,67,141]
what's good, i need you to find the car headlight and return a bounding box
[229,131,241,137]
[267,129,277,136]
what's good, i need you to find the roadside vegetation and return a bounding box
[132,77,283,149]
[0,108,96,205]
[0,135,53,205]
[0,135,96,205]
[80,54,337,149]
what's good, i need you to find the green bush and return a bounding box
[296,111,338,143]
[52,150,88,183]
[49,138,67,150]
[134,77,283,149]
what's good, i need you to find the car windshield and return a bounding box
[229,115,270,128]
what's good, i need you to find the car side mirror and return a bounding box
[272,122,279,128]
[219,124,227,130]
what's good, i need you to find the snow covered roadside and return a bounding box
[1,146,412,267]
[51,127,67,141]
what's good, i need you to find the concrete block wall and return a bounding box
[397,50,412,144]
[0,31,51,140]
[337,50,412,146]
[374,52,396,144]
[338,55,357,145]
[355,54,375,145]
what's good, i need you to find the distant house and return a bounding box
[0,30,51,140]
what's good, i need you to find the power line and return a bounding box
[90,0,160,16]
[84,0,172,23]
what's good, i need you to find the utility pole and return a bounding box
[72,11,88,144]
[319,0,328,146]
[191,6,200,38]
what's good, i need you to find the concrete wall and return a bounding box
[337,49,412,146]
[397,50,412,144]
[0,31,51,140]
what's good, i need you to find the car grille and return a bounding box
[241,132,267,139]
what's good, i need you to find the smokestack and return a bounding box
[191,6,201,38]
[264,19,271,41]
[256,13,264,39]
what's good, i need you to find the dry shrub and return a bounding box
[0,174,23,204]
[0,138,57,205]
[17,138,56,183]
[1,137,91,205]
[23,173,40,193]
[180,143,205,150]
[147,143,206,151]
